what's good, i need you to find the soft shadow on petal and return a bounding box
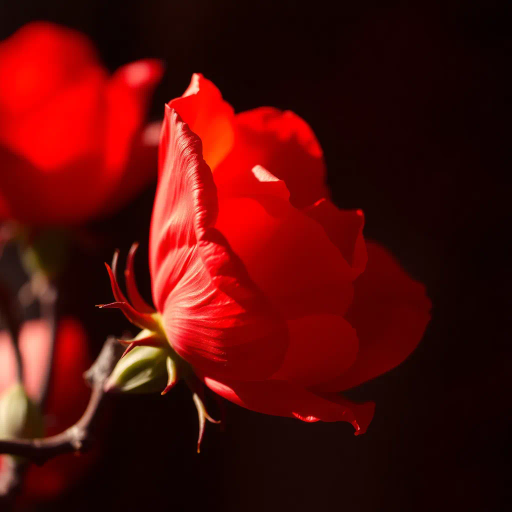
[202,376,375,435]
[213,107,329,208]
[313,241,432,392]
[216,195,355,320]
[150,107,288,381]
[272,314,358,388]
[169,73,235,171]
[305,199,368,279]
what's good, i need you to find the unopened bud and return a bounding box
[104,346,179,394]
[0,383,44,441]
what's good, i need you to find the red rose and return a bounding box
[105,74,431,436]
[0,318,94,500]
[0,22,163,226]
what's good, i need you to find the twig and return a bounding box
[36,283,58,408]
[0,336,123,465]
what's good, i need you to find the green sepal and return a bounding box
[104,346,174,394]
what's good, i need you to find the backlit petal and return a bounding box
[150,106,287,381]
[169,73,235,171]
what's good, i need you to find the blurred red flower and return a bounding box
[0,22,163,226]
[145,74,432,433]
[0,318,94,500]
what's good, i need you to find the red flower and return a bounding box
[0,318,94,500]
[0,22,163,226]
[104,74,431,438]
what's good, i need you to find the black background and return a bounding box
[0,0,509,511]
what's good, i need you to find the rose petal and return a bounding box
[104,59,164,174]
[214,107,329,207]
[0,62,108,225]
[169,73,235,171]
[97,121,161,218]
[0,66,106,171]
[313,241,432,391]
[0,22,98,117]
[202,376,375,435]
[0,144,104,226]
[215,194,355,320]
[272,314,358,388]
[305,199,368,279]
[150,106,288,381]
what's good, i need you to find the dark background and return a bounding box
[0,0,509,511]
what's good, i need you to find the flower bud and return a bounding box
[104,346,179,394]
[0,383,44,440]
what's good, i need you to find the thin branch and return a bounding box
[37,283,58,407]
[0,336,123,465]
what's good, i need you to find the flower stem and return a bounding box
[36,282,58,408]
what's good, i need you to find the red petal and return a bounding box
[0,67,108,225]
[215,195,355,320]
[214,107,329,208]
[0,63,106,171]
[149,106,288,381]
[305,199,367,279]
[97,121,160,219]
[272,314,358,388]
[169,73,235,171]
[202,376,375,435]
[313,241,432,392]
[104,59,163,174]
[0,22,98,117]
[0,24,162,226]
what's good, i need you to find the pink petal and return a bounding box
[203,376,375,435]
[313,241,432,392]
[0,320,51,399]
[150,106,288,381]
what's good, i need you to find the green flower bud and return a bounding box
[0,383,44,441]
[104,346,180,394]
